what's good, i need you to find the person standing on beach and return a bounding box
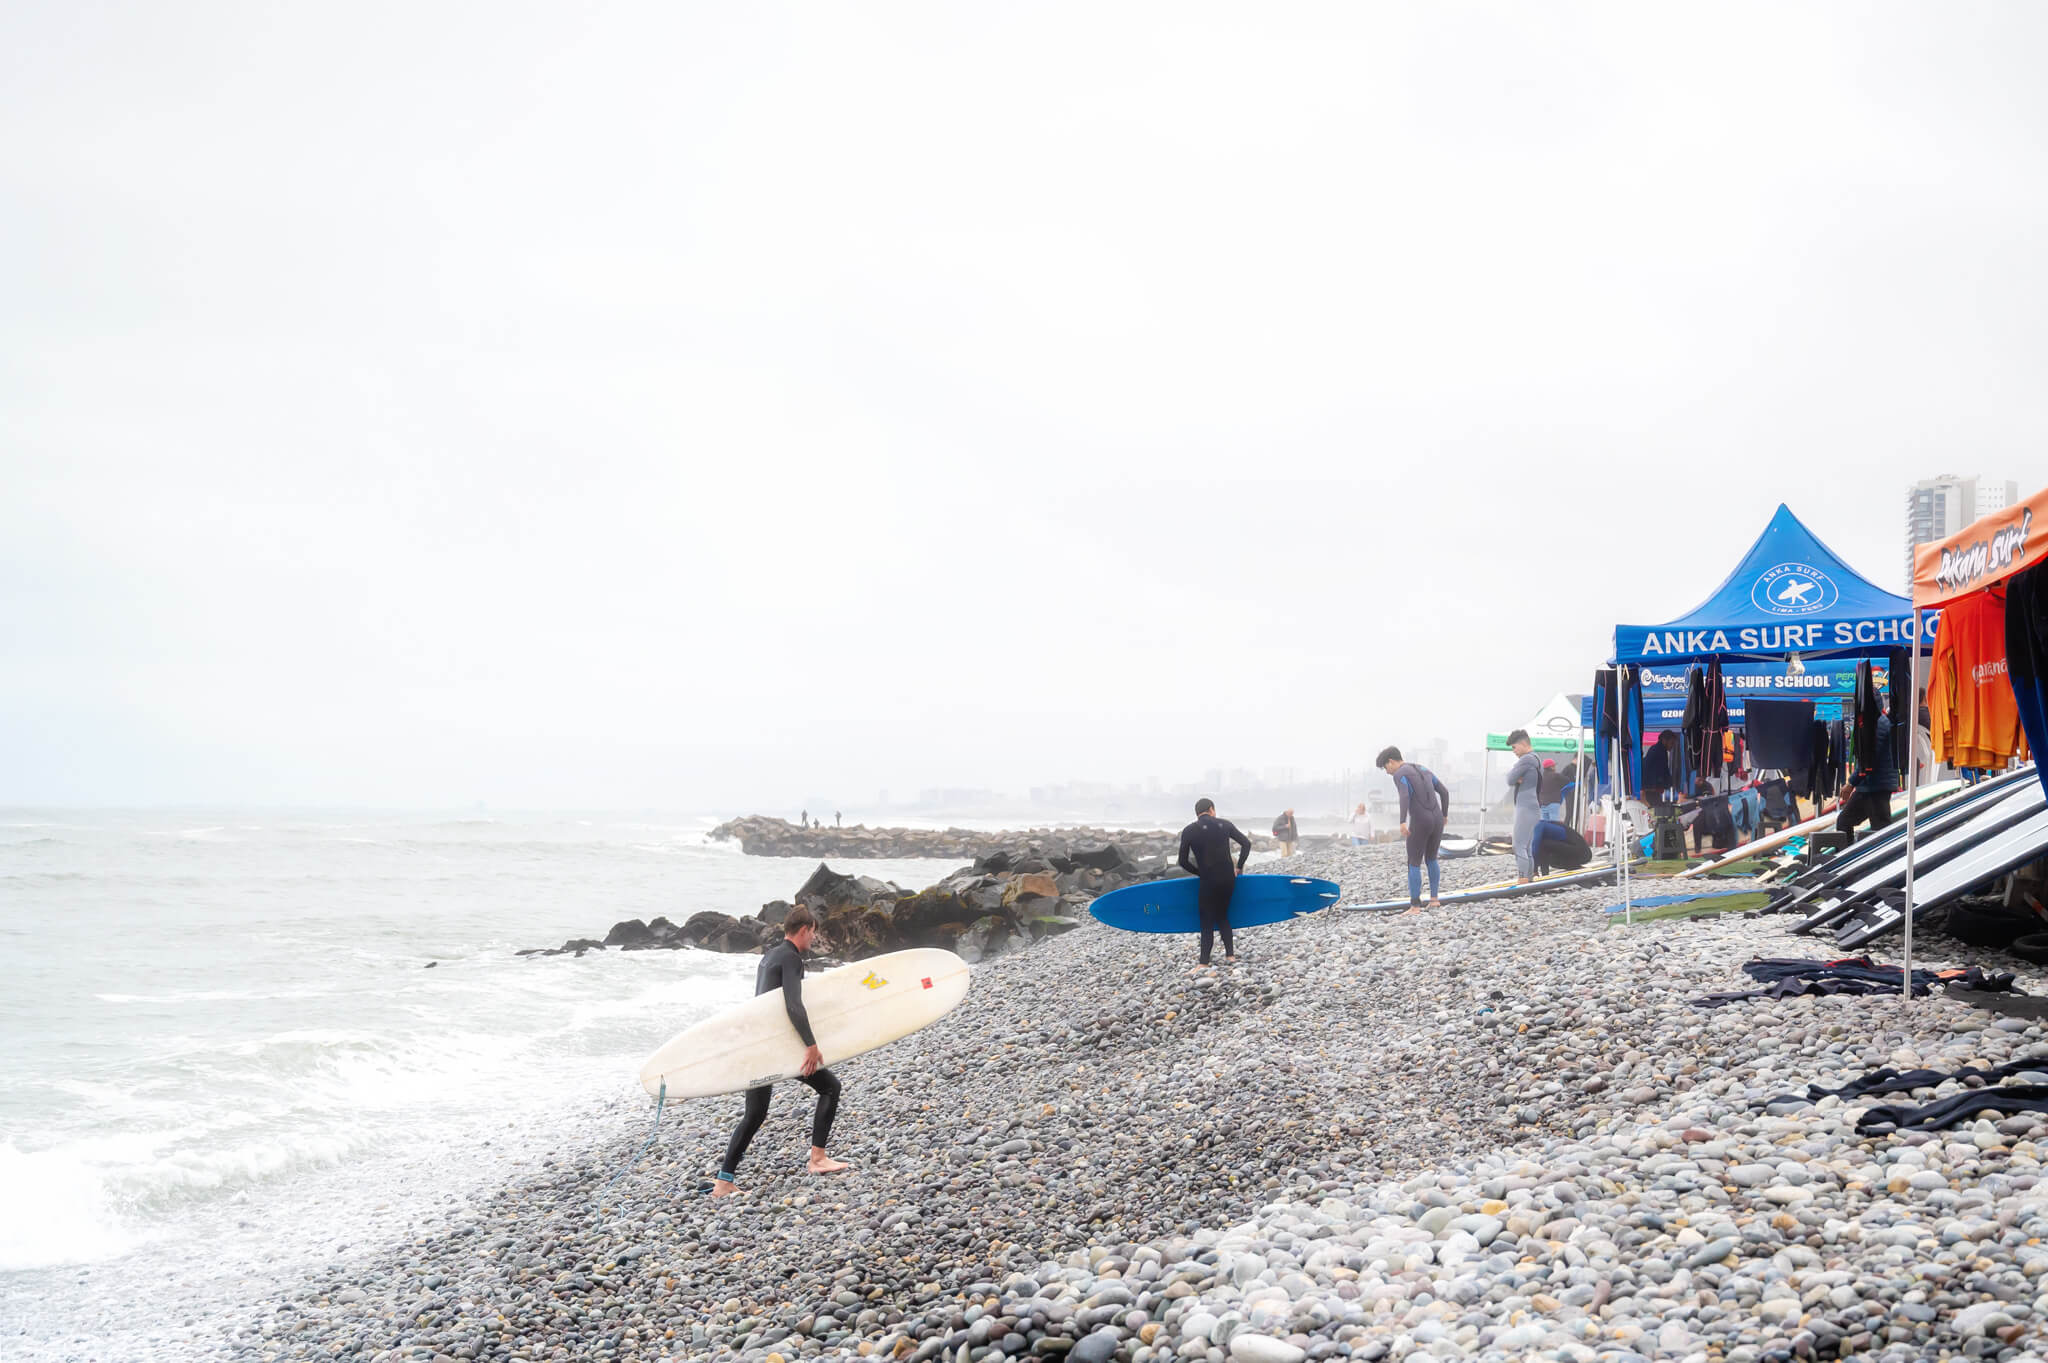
[1177,798,1250,967]
[1271,808,1299,857]
[1501,729,1541,885]
[709,905,850,1198]
[1378,746,1449,912]
[1835,711,1899,836]
[1348,802,1374,846]
[1537,758,1567,824]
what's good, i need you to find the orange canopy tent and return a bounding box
[1894,485,2048,1001]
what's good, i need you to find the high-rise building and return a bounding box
[1906,474,2020,586]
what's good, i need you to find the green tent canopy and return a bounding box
[1485,731,1591,755]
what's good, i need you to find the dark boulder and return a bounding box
[893,884,981,943]
[518,937,608,957]
[604,919,658,948]
[958,914,1026,964]
[794,863,907,957]
[793,863,903,915]
[1065,844,1133,872]
[962,879,1006,915]
[683,910,765,954]
[1056,869,1102,897]
[757,900,791,927]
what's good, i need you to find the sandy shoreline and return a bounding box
[71,845,2048,1362]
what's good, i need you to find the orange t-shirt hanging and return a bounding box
[1928,586,2030,769]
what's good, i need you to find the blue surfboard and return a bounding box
[1088,874,1341,934]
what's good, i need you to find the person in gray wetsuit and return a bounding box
[1501,728,1541,884]
[1378,745,1449,911]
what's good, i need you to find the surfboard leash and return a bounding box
[594,1080,667,1215]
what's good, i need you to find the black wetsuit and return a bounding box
[1177,814,1250,964]
[1529,820,1592,874]
[718,938,840,1181]
[1836,713,1898,836]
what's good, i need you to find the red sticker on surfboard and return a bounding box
[922,977,932,989]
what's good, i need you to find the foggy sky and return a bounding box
[6,3,2046,811]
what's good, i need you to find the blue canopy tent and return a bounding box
[1600,504,1936,919]
[1615,503,1931,665]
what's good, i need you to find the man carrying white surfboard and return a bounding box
[709,905,850,1197]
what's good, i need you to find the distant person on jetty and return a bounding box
[1177,798,1250,967]
[709,905,850,1198]
[834,811,841,827]
[1501,729,1541,885]
[1378,746,1449,912]
[1348,802,1374,846]
[800,809,810,829]
[1271,808,1299,857]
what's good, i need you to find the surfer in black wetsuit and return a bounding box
[1378,745,1449,913]
[709,905,849,1198]
[1177,798,1251,967]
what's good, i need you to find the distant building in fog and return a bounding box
[1906,473,2019,586]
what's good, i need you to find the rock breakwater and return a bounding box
[707,817,1272,862]
[522,846,1169,965]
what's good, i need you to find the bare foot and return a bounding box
[1402,907,1422,916]
[1223,955,1238,967]
[808,1155,851,1175]
[709,1178,740,1199]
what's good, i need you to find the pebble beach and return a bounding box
[196,845,2048,1363]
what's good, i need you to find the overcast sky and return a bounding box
[5,3,2045,811]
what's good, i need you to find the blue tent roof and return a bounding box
[1613,504,1932,664]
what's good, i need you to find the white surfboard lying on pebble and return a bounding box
[638,947,971,1100]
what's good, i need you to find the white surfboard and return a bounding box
[638,948,971,1100]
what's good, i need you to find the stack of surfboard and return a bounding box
[1764,767,2047,949]
[1675,779,1965,879]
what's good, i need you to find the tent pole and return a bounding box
[1900,622,1924,1007]
[1619,664,1634,924]
[1574,722,1586,832]
[1478,748,1489,842]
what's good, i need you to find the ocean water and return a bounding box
[0,810,967,1360]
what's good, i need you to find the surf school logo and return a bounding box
[860,971,887,990]
[1750,563,1838,617]
[1141,902,1163,915]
